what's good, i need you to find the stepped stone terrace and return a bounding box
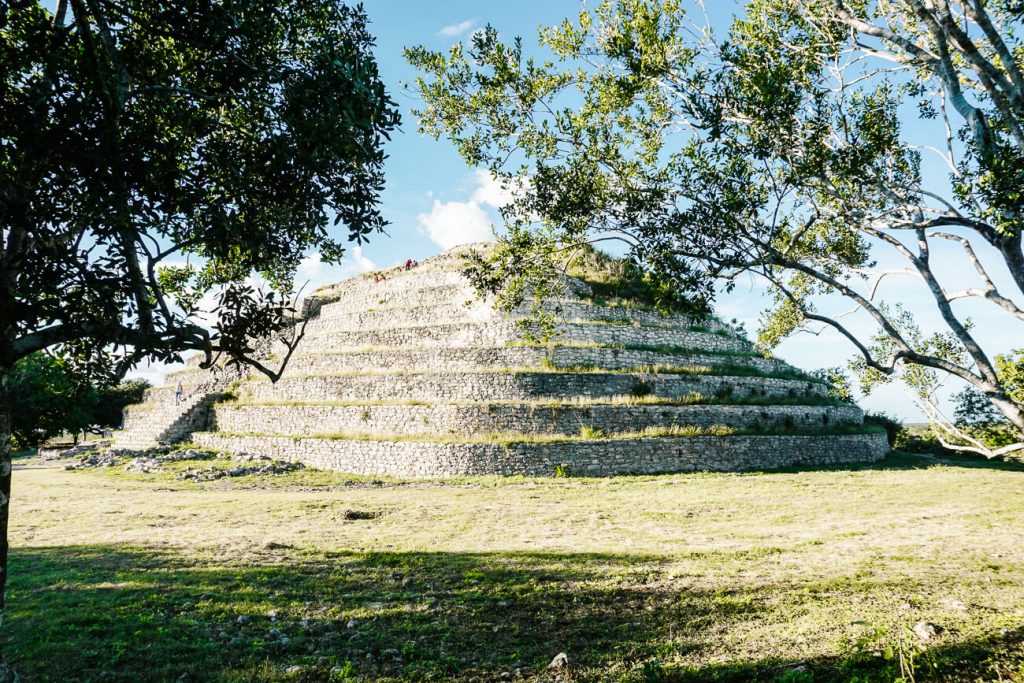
[113,245,888,476]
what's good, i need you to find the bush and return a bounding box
[8,353,98,449]
[952,386,1021,449]
[629,380,652,398]
[863,412,903,447]
[893,425,950,455]
[93,380,151,430]
[808,367,855,404]
[7,354,152,449]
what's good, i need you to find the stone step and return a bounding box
[113,390,227,448]
[318,282,479,317]
[308,297,734,337]
[307,299,498,334]
[278,345,785,377]
[316,271,473,314]
[290,321,754,355]
[237,371,828,404]
[126,392,208,420]
[212,401,862,437]
[312,260,595,317]
[530,300,733,332]
[193,431,889,477]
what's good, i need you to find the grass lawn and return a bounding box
[4,453,1024,682]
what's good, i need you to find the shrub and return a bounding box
[863,412,904,447]
[808,367,856,404]
[630,380,652,398]
[893,425,949,455]
[952,386,1021,449]
[9,353,98,449]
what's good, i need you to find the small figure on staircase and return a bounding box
[175,381,184,405]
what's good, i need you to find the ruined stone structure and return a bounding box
[114,246,888,475]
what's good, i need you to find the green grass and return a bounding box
[8,453,1024,681]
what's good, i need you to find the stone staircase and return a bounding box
[113,390,223,450]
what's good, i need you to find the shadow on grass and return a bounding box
[4,545,1023,682]
[761,450,1024,475]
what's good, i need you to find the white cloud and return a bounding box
[297,252,326,281]
[348,246,376,273]
[470,169,517,208]
[438,19,476,37]
[417,170,525,250]
[417,199,493,250]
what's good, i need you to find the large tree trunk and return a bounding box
[0,370,15,681]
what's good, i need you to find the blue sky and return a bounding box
[131,1,1024,422]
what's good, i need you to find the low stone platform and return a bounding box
[193,432,888,477]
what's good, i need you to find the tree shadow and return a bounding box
[3,545,1022,681]
[765,450,1024,475]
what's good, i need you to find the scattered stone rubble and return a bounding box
[64,449,125,469]
[176,453,303,482]
[62,445,299,480]
[39,440,110,460]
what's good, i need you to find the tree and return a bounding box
[9,353,149,450]
[407,0,1024,458]
[8,353,97,450]
[91,379,151,434]
[1,0,399,665]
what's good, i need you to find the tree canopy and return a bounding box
[408,0,1024,457]
[8,353,96,450]
[2,0,399,378]
[0,0,399,655]
[6,353,148,450]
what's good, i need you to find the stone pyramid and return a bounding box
[114,245,888,476]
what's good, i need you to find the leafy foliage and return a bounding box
[0,0,399,629]
[8,353,96,450]
[953,387,1020,450]
[863,412,905,449]
[92,380,150,432]
[409,0,1024,454]
[7,353,149,450]
[1,0,400,377]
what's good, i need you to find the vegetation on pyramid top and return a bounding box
[457,239,719,345]
[560,245,700,315]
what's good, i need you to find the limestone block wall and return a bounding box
[313,297,735,336]
[317,275,472,315]
[238,372,829,404]
[517,300,735,333]
[309,301,497,333]
[278,346,788,377]
[212,402,863,437]
[193,432,889,477]
[293,321,753,354]
[323,283,476,315]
